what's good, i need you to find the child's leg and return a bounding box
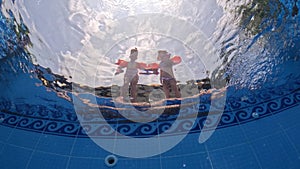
[130,75,138,102]
[162,80,170,98]
[170,79,181,98]
[121,83,129,98]
[121,77,130,98]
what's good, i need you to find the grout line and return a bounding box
[24,121,49,169]
[279,124,300,157]
[113,117,119,155]
[238,125,263,169]
[157,119,163,169]
[204,144,215,169]
[234,112,263,169]
[247,143,264,169]
[65,123,82,169]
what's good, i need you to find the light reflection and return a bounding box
[11,0,224,87]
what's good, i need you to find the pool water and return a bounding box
[0,0,300,169]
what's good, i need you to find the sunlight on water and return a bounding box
[1,0,299,89]
[4,0,226,87]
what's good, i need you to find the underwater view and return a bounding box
[0,0,299,168]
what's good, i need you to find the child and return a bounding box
[117,48,141,102]
[158,50,181,98]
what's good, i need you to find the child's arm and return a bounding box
[115,67,124,75]
[137,62,147,70]
[170,56,181,65]
[138,62,160,75]
[114,59,128,75]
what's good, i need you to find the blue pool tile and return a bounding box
[238,114,282,141]
[209,144,261,169]
[161,152,212,169]
[285,123,300,154]
[0,142,4,153]
[0,125,13,141]
[27,151,68,169]
[205,125,247,151]
[68,157,106,169]
[120,158,162,169]
[7,128,40,149]
[162,132,207,157]
[71,137,108,158]
[68,156,173,169]
[36,134,75,155]
[0,144,32,169]
[250,132,300,169]
[274,105,300,130]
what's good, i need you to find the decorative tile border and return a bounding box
[0,78,299,138]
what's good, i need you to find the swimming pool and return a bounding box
[0,0,300,168]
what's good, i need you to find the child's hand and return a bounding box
[115,68,124,75]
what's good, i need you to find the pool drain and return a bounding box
[105,155,118,167]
